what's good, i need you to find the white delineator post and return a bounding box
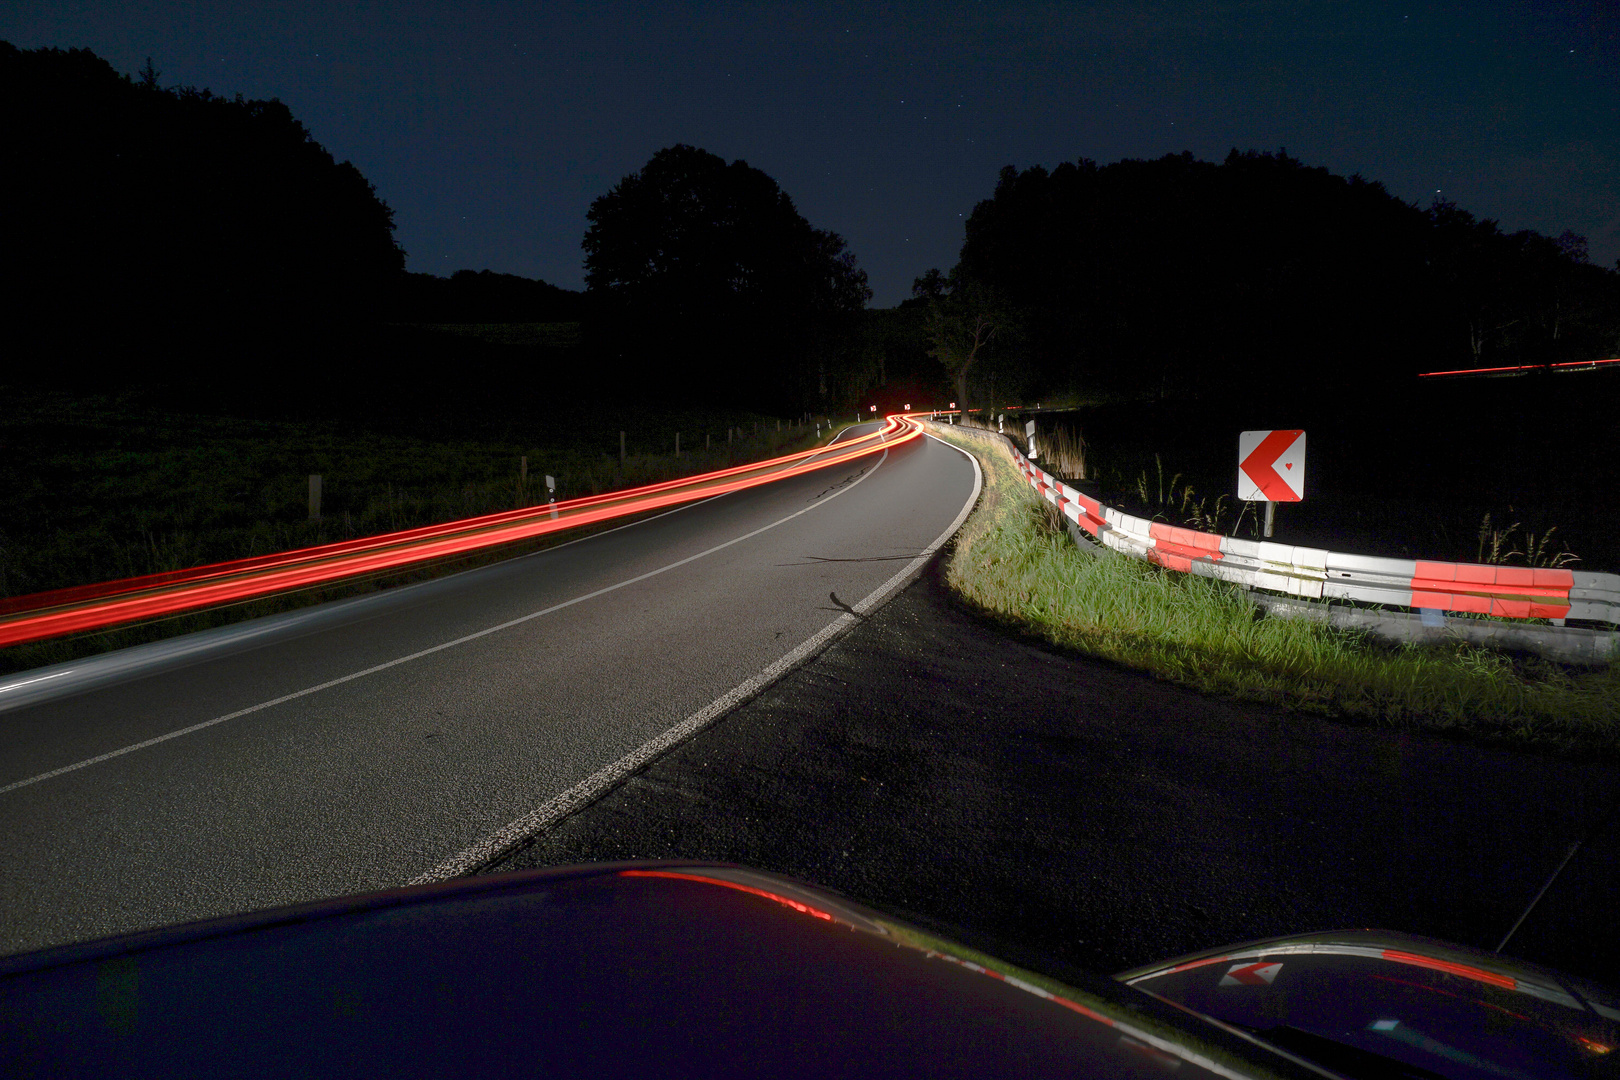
[308,475,322,521]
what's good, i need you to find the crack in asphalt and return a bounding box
[779,553,929,567]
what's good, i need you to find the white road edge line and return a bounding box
[0,447,897,799]
[409,430,983,883]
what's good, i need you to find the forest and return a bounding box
[917,151,1620,409]
[4,42,1618,421]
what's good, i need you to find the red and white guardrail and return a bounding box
[1005,443,1620,627]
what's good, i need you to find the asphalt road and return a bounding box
[0,422,980,955]
[485,554,1620,990]
[5,418,1615,995]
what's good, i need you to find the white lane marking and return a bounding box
[410,431,983,882]
[0,450,895,798]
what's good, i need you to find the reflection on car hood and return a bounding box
[0,861,1336,1079]
[1119,929,1620,1080]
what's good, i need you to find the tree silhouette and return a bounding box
[914,272,1019,412]
[582,144,869,406]
[945,149,1619,399]
[1,41,405,392]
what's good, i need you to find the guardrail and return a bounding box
[929,419,1619,635]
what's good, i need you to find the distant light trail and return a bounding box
[1417,357,1620,378]
[0,417,922,648]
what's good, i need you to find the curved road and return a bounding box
[0,423,979,956]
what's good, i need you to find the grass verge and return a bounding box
[930,424,1620,756]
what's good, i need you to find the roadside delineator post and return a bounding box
[546,475,557,519]
[308,475,322,521]
[675,432,680,457]
[620,431,626,465]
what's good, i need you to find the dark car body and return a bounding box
[0,861,1332,1078]
[0,861,1612,1078]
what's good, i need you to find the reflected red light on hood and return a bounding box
[617,869,835,922]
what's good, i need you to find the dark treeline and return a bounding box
[2,44,403,377]
[8,41,1617,424]
[918,150,1620,406]
[0,44,872,421]
[393,270,585,324]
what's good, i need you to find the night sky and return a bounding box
[7,1,1617,307]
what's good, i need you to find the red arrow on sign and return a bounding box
[1239,430,1305,502]
[1220,962,1282,986]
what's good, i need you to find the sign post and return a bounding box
[1237,430,1306,537]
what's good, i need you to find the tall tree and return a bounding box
[582,144,869,406]
[914,272,1019,412]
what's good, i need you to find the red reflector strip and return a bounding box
[1413,562,1574,591]
[1408,560,1574,618]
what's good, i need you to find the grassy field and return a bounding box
[928,423,1620,757]
[0,388,831,676]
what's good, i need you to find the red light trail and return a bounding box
[1417,357,1620,378]
[0,416,922,648]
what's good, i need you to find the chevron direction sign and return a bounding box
[1237,429,1306,502]
[1219,962,1282,987]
